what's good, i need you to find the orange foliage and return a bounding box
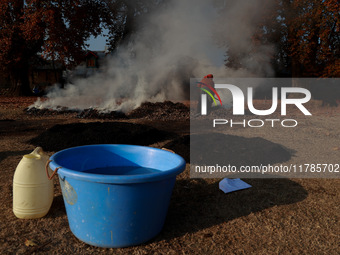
[0,0,112,70]
[225,0,339,78]
[287,0,339,77]
[0,0,114,94]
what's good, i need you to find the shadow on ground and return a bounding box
[29,122,176,152]
[159,177,308,240]
[164,134,293,166]
[47,195,66,219]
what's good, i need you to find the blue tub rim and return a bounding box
[49,144,186,184]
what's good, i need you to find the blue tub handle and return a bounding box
[46,160,61,180]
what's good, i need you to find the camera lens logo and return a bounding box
[197,81,223,115]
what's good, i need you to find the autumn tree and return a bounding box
[286,0,340,77]
[0,0,115,95]
[104,0,167,51]
[224,0,340,77]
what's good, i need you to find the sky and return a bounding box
[86,34,108,51]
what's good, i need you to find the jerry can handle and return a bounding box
[45,160,61,180]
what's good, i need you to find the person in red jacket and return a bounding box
[197,74,215,114]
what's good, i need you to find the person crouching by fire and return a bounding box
[197,74,215,115]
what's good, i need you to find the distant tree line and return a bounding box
[0,0,162,95]
[224,0,339,78]
[0,0,338,95]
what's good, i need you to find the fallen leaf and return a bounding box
[332,147,340,151]
[25,239,38,247]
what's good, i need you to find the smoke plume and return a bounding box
[31,0,275,112]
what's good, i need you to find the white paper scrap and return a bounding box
[219,178,252,193]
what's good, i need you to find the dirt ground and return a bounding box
[0,96,339,254]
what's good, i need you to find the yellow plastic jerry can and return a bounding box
[13,147,54,219]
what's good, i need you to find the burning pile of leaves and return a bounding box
[25,101,189,120]
[25,107,78,117]
[127,101,189,120]
[25,107,128,119]
[76,108,128,119]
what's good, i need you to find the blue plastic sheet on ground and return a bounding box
[219,178,252,193]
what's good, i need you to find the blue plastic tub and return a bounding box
[49,144,186,248]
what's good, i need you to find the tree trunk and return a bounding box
[11,66,33,96]
[121,2,136,46]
